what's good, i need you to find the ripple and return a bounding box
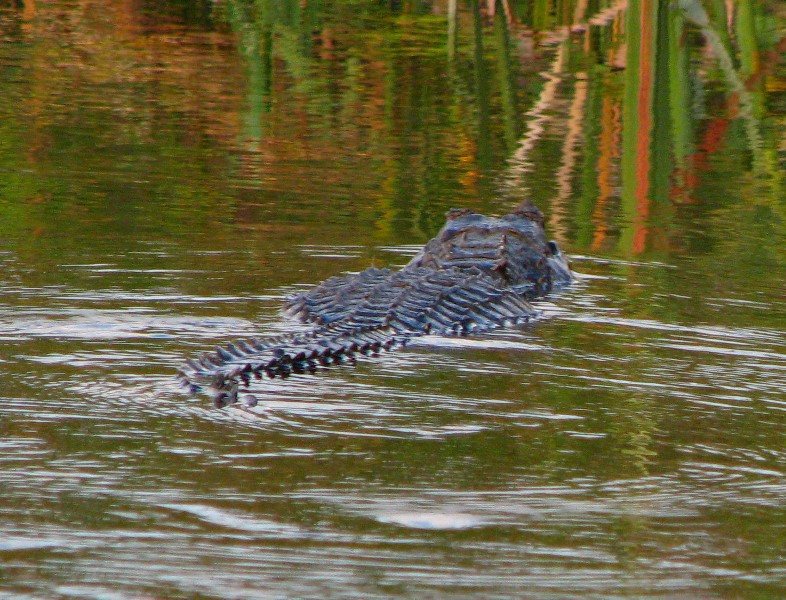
[160,503,304,536]
[376,511,484,530]
[0,536,66,552]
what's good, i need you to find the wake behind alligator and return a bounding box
[179,202,573,407]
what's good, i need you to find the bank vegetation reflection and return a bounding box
[7,0,785,258]
[220,0,784,255]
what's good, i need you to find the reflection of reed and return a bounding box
[485,0,512,23]
[503,1,627,206]
[447,0,458,59]
[667,10,694,203]
[547,0,590,245]
[591,12,625,252]
[589,2,627,26]
[503,42,566,202]
[22,0,37,21]
[225,0,274,142]
[619,0,656,256]
[632,0,654,256]
[550,74,588,244]
[680,0,765,171]
[592,96,622,252]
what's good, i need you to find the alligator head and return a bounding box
[406,201,573,295]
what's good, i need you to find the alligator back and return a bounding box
[284,266,537,333]
[178,202,572,407]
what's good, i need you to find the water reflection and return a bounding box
[0,0,785,598]
[2,0,783,253]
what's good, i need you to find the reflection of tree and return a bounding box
[2,0,783,271]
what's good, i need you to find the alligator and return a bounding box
[178,202,573,407]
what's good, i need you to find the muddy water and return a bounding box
[1,1,785,598]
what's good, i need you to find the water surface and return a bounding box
[1,1,785,598]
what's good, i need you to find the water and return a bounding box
[1,1,785,597]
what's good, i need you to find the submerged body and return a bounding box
[179,202,573,406]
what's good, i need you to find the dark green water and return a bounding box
[1,1,785,598]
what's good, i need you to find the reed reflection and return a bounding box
[4,0,783,257]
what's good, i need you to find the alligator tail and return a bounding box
[177,325,413,407]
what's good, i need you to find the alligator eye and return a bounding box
[547,241,560,255]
